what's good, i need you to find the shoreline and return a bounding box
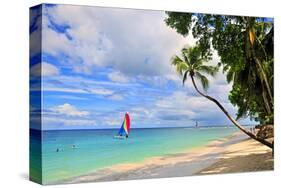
[51,131,273,185]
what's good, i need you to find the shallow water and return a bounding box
[30,127,238,184]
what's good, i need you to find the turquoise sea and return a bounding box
[30,127,238,184]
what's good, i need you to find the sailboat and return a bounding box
[114,112,131,139]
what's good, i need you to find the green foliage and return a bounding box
[165,12,274,124]
[165,12,193,36]
[171,46,218,91]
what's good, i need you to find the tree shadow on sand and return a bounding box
[197,151,273,175]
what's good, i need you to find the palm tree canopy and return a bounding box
[171,46,218,91]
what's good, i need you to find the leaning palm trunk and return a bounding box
[190,75,273,149]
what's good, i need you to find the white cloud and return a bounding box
[63,119,96,126]
[107,94,124,101]
[156,91,241,124]
[41,87,87,94]
[42,26,73,57]
[42,5,113,74]
[30,7,42,57]
[89,88,114,95]
[158,93,206,113]
[42,62,60,76]
[43,117,96,126]
[51,103,89,117]
[30,62,60,77]
[55,95,88,100]
[103,118,120,126]
[42,5,195,79]
[39,74,117,96]
[108,71,129,83]
[126,90,240,127]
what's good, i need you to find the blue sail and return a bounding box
[117,121,126,136]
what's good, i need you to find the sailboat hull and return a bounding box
[113,135,126,139]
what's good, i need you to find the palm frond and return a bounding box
[197,65,218,76]
[181,48,190,64]
[195,72,209,91]
[171,55,188,75]
[182,70,188,86]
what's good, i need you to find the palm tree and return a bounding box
[171,46,273,149]
[223,17,274,123]
[244,17,273,111]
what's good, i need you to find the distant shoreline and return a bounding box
[48,131,272,185]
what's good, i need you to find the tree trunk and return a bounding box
[190,75,273,149]
[261,82,272,115]
[252,48,273,106]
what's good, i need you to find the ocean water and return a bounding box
[30,127,238,184]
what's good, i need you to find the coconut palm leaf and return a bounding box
[197,65,218,76]
[171,46,217,92]
[195,72,209,91]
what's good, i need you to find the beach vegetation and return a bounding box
[165,13,274,125]
[166,13,273,148]
[171,45,273,149]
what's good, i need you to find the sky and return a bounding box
[30,4,254,130]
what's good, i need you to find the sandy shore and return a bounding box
[197,136,273,175]
[61,132,273,184]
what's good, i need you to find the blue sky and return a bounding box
[30,4,254,130]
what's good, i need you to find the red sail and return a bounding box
[125,112,130,133]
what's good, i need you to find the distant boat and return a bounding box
[114,112,131,139]
[195,121,198,128]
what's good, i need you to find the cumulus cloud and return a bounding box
[41,5,113,74]
[41,5,195,79]
[51,103,89,117]
[30,62,60,77]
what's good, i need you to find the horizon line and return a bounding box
[31,124,256,131]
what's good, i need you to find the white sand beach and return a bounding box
[60,132,273,185]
